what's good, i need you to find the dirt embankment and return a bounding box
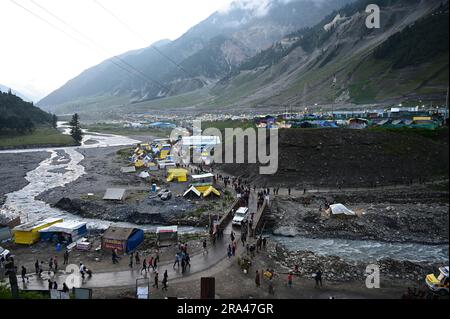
[0,151,49,206]
[218,128,449,188]
[265,185,449,244]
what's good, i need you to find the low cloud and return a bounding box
[218,0,329,18]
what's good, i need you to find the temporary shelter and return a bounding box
[191,173,215,193]
[101,226,144,254]
[156,226,178,247]
[183,186,201,198]
[328,204,356,217]
[139,171,150,179]
[39,220,87,243]
[167,168,188,182]
[13,217,63,245]
[203,186,221,198]
[103,188,126,201]
[121,166,136,173]
[134,159,145,168]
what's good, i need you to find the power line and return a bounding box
[10,0,169,92]
[92,0,198,81]
[29,0,169,92]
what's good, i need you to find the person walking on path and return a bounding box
[135,252,140,264]
[173,254,180,269]
[255,270,260,288]
[232,241,237,256]
[162,270,168,291]
[112,249,119,264]
[129,253,134,268]
[48,257,54,275]
[287,272,293,288]
[202,239,208,255]
[63,250,69,265]
[21,266,29,283]
[39,261,44,278]
[268,278,275,295]
[54,257,58,273]
[153,256,158,271]
[227,244,232,259]
[148,256,154,271]
[153,272,159,288]
[141,259,147,275]
[34,260,39,275]
[315,270,323,287]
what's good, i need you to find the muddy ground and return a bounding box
[35,146,234,226]
[218,128,449,188]
[265,184,449,244]
[0,151,49,207]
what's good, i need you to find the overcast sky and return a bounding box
[0,0,235,101]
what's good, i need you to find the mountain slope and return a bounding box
[37,0,354,113]
[209,0,449,108]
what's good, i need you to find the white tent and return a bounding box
[183,186,201,198]
[329,204,356,216]
[139,171,150,179]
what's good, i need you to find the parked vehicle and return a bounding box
[425,266,449,295]
[232,207,249,226]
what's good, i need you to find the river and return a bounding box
[271,235,449,263]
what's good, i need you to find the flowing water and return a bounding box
[271,235,449,263]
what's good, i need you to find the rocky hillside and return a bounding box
[37,0,354,114]
[211,0,449,109]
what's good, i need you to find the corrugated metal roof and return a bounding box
[39,220,86,233]
[103,188,126,200]
[102,227,135,241]
[13,217,63,232]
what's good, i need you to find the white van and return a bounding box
[232,207,249,226]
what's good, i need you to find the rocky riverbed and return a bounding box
[267,241,441,283]
[0,151,49,206]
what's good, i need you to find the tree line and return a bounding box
[0,89,58,134]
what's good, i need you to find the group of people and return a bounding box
[227,231,238,258]
[254,267,324,295]
[173,243,191,274]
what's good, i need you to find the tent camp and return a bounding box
[39,220,87,243]
[103,188,126,201]
[13,217,63,245]
[328,204,356,217]
[167,168,188,182]
[156,226,178,247]
[101,226,144,254]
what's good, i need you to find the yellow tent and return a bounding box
[203,186,221,197]
[135,159,145,168]
[13,217,63,245]
[167,168,188,182]
[160,150,170,160]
